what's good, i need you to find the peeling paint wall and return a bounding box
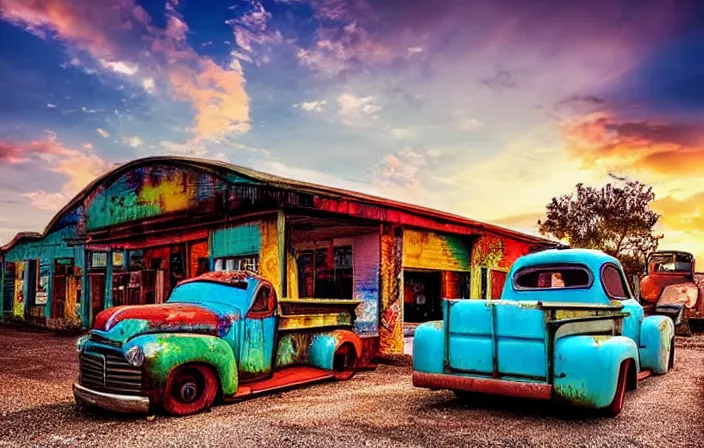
[259,219,281,299]
[85,165,231,231]
[211,223,261,259]
[470,234,533,299]
[379,225,403,355]
[402,229,471,271]
[353,232,380,337]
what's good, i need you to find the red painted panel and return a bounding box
[96,303,224,332]
[491,271,507,300]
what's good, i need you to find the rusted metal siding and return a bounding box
[402,229,471,272]
[379,225,403,355]
[353,232,380,337]
[211,223,261,258]
[84,165,241,231]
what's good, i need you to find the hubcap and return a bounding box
[180,382,198,403]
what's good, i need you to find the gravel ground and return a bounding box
[0,325,702,448]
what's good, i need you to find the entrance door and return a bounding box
[2,263,14,313]
[52,259,74,318]
[403,271,442,323]
[89,274,106,326]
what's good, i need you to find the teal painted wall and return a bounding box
[3,226,78,262]
[1,225,83,321]
[211,223,262,259]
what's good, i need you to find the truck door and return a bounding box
[238,284,277,381]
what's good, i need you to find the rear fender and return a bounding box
[639,315,675,374]
[306,330,362,371]
[128,333,238,396]
[554,335,638,409]
[412,321,445,374]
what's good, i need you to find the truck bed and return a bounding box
[278,298,362,331]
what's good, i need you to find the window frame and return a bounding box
[600,262,632,301]
[247,283,277,319]
[512,263,594,291]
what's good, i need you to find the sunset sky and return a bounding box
[1,0,703,265]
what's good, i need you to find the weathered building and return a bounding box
[0,156,558,359]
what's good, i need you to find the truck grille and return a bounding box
[89,333,122,348]
[79,351,143,395]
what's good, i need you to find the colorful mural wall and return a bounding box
[470,234,533,299]
[85,164,246,231]
[379,225,403,355]
[402,229,471,271]
[259,218,281,298]
[352,232,380,337]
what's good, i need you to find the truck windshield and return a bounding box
[167,281,252,310]
[649,254,693,273]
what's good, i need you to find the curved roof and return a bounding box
[1,155,559,253]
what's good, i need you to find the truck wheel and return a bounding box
[603,359,631,417]
[332,343,358,381]
[163,364,218,416]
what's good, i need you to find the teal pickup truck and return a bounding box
[412,249,675,416]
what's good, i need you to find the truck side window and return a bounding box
[251,286,272,313]
[602,265,628,299]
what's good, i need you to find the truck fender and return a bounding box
[412,321,445,375]
[553,335,638,409]
[127,333,239,396]
[306,330,362,371]
[639,315,675,375]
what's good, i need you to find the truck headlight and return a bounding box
[76,335,88,353]
[125,346,145,367]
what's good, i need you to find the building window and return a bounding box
[128,250,144,271]
[90,252,108,271]
[297,246,352,299]
[214,255,259,273]
[112,251,125,272]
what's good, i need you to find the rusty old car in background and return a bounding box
[639,250,704,334]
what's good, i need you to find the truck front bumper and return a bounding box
[412,371,553,401]
[73,383,150,414]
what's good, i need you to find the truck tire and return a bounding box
[603,359,631,417]
[163,364,219,416]
[332,343,358,381]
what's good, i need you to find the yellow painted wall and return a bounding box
[259,219,281,298]
[402,229,471,272]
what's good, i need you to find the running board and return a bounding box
[637,369,652,381]
[228,366,335,400]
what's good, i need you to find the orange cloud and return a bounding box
[563,114,704,176]
[0,0,250,141]
[3,133,111,210]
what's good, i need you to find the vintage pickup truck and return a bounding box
[413,249,675,416]
[74,271,362,416]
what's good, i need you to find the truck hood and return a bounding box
[92,303,241,341]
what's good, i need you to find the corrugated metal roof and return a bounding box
[1,155,560,252]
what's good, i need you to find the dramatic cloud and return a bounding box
[2,133,111,210]
[96,128,110,138]
[563,114,704,176]
[0,0,251,141]
[370,147,437,194]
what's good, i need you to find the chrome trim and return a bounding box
[73,383,150,414]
